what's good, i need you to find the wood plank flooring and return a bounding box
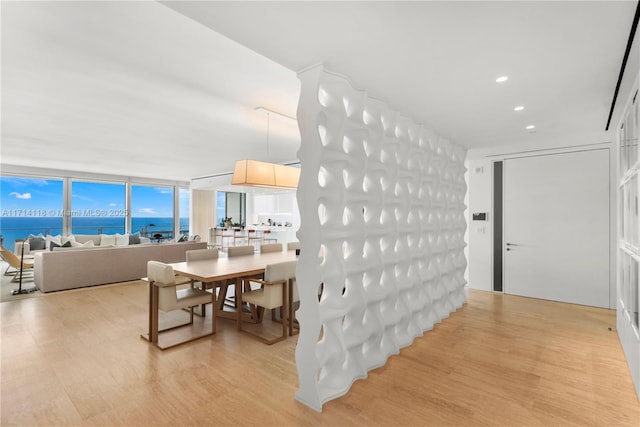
[1,284,638,426]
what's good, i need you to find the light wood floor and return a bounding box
[1,283,638,426]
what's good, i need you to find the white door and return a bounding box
[503,149,610,308]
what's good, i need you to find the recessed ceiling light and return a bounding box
[495,76,508,83]
[526,125,535,130]
[514,106,525,111]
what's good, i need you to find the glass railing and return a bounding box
[0,226,191,249]
[0,227,64,249]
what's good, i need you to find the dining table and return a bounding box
[169,250,298,330]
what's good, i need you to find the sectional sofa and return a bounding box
[16,233,152,254]
[31,235,206,292]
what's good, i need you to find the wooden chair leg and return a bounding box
[288,279,299,336]
[184,280,207,318]
[253,305,264,322]
[200,282,210,317]
[282,305,288,341]
[238,300,288,345]
[218,284,229,310]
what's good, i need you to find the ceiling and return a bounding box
[1,1,637,182]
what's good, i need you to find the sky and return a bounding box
[1,176,189,218]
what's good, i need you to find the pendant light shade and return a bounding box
[232,107,299,189]
[232,159,300,189]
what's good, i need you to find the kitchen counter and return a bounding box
[249,225,298,246]
[209,226,298,247]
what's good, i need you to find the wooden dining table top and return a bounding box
[169,250,298,282]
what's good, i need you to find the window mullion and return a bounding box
[63,178,72,236]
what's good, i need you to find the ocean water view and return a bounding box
[0,217,189,248]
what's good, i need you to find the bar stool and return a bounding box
[220,228,235,250]
[262,230,277,244]
[247,229,262,250]
[233,228,248,246]
[212,228,225,248]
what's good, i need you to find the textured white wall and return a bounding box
[294,65,468,411]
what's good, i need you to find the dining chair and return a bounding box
[260,243,283,253]
[227,245,255,257]
[186,248,220,316]
[146,261,215,348]
[286,241,300,251]
[288,276,300,336]
[223,245,260,311]
[186,248,218,262]
[240,260,297,344]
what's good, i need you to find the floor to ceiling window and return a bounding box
[0,169,190,247]
[215,191,246,227]
[179,187,190,236]
[70,180,126,235]
[0,176,64,247]
[216,191,226,226]
[617,79,639,398]
[131,184,174,241]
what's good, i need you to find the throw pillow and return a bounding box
[129,232,141,245]
[50,240,72,251]
[177,234,188,242]
[70,240,95,248]
[100,234,116,246]
[46,235,62,250]
[28,235,46,250]
[115,233,129,246]
[61,235,76,245]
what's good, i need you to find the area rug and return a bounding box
[0,261,40,302]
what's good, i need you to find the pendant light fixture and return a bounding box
[231,108,300,189]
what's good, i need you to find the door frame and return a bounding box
[491,144,616,308]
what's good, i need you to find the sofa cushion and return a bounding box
[129,232,141,245]
[74,234,102,245]
[115,233,129,246]
[54,243,104,251]
[100,234,116,246]
[70,240,95,248]
[28,234,46,251]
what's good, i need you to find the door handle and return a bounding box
[506,243,518,246]
[506,248,511,251]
